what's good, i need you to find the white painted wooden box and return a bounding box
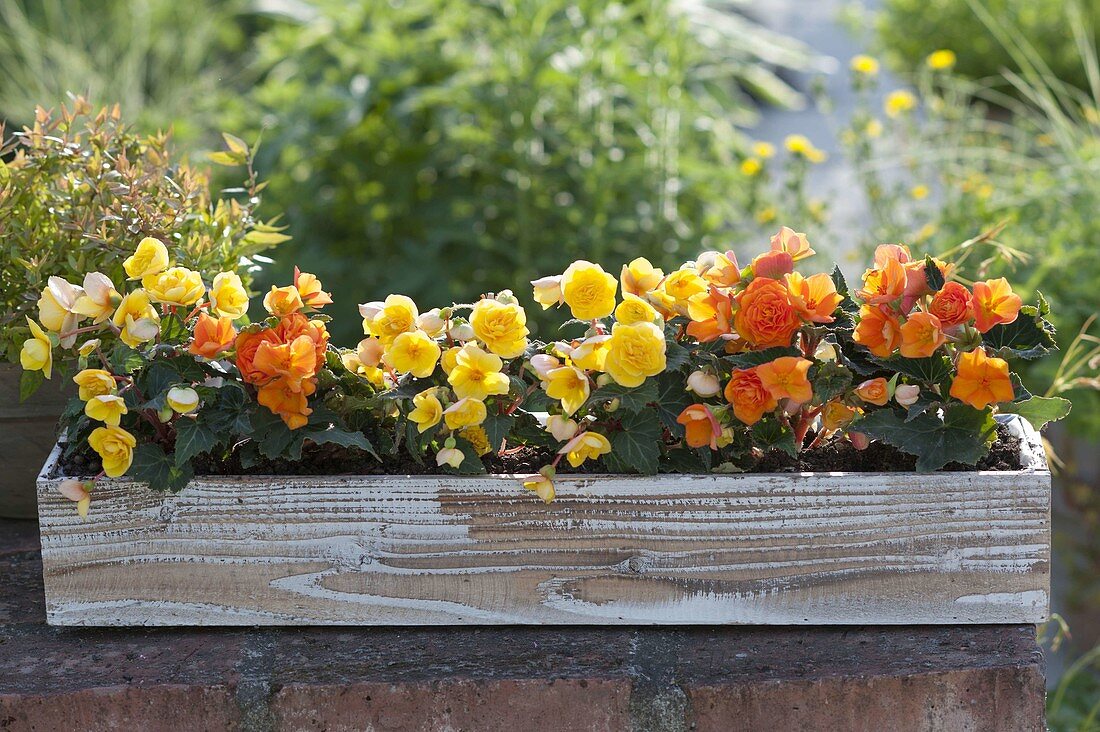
[35,416,1050,627]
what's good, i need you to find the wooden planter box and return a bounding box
[35,416,1051,627]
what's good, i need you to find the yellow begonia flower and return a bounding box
[123,237,170,280]
[443,397,487,430]
[87,425,136,478]
[72,272,119,325]
[926,49,956,70]
[439,345,462,375]
[604,321,666,388]
[38,276,84,348]
[209,271,249,319]
[559,431,612,468]
[662,269,706,307]
[143,267,205,307]
[264,285,304,316]
[460,426,492,456]
[85,394,128,426]
[544,366,590,416]
[530,276,564,309]
[167,386,200,414]
[561,260,618,320]
[522,474,556,504]
[409,389,444,433]
[366,294,419,344]
[615,293,658,325]
[112,290,161,348]
[73,369,116,401]
[447,344,510,401]
[885,90,917,118]
[570,335,611,372]
[20,317,53,379]
[436,446,465,469]
[385,330,442,378]
[620,257,664,297]
[471,298,530,358]
[850,54,880,75]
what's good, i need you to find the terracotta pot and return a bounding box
[0,363,73,518]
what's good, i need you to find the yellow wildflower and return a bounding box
[926,49,956,70]
[885,90,917,118]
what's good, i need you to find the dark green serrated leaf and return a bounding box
[511,410,558,448]
[856,405,995,471]
[997,396,1071,430]
[664,340,691,371]
[654,371,694,438]
[204,384,252,435]
[751,417,797,458]
[982,303,1057,360]
[871,354,953,384]
[661,447,710,474]
[130,443,193,492]
[107,344,145,374]
[723,346,801,369]
[306,427,379,459]
[810,361,853,405]
[588,379,658,413]
[607,410,661,474]
[923,256,945,292]
[173,418,221,465]
[482,411,515,453]
[830,265,859,314]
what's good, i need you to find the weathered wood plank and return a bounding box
[35,418,1050,626]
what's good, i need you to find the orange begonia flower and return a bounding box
[972,278,1022,333]
[784,272,843,324]
[756,356,813,404]
[949,348,1014,409]
[856,257,907,305]
[189,312,237,359]
[734,278,801,348]
[294,267,333,309]
[235,328,281,385]
[854,377,890,406]
[724,368,778,426]
[929,281,974,328]
[275,312,330,372]
[686,287,735,343]
[676,404,722,450]
[873,243,912,268]
[853,304,903,357]
[899,311,947,358]
[257,376,316,429]
[252,335,320,387]
[751,250,795,280]
[698,250,741,288]
[822,401,859,432]
[263,285,304,317]
[770,226,815,262]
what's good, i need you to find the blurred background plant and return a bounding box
[0,0,261,147]
[0,98,283,376]
[222,0,830,341]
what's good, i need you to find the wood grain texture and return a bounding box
[35,418,1050,627]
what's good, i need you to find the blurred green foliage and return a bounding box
[876,0,1100,95]
[0,0,259,145]
[226,0,825,341]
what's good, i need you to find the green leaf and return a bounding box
[661,447,710,474]
[664,340,692,371]
[653,371,694,438]
[606,410,661,474]
[810,361,853,405]
[511,410,558,448]
[588,379,658,413]
[208,150,246,166]
[724,346,801,369]
[871,354,953,385]
[923,256,945,292]
[856,405,996,471]
[221,132,249,155]
[751,417,797,458]
[982,296,1057,360]
[19,369,44,402]
[173,418,221,465]
[130,443,193,492]
[204,384,252,435]
[107,344,145,374]
[482,411,515,453]
[830,265,859,314]
[998,396,1071,430]
[442,437,486,475]
[306,427,379,459]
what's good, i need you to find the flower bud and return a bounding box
[416,308,446,337]
[894,384,921,407]
[448,320,475,342]
[530,354,560,379]
[849,431,870,450]
[167,386,200,414]
[813,340,838,362]
[358,301,384,321]
[686,369,721,397]
[605,398,621,413]
[78,339,101,357]
[58,478,90,503]
[158,405,174,423]
[596,373,613,388]
[546,414,580,441]
[436,446,465,469]
[956,324,984,352]
[494,289,519,306]
[530,275,564,309]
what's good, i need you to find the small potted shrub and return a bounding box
[0,98,284,517]
[26,227,1064,626]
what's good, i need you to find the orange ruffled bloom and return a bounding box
[899,311,947,358]
[189,312,237,359]
[252,335,319,386]
[724,368,778,426]
[972,278,1022,333]
[853,304,903,357]
[734,278,801,348]
[236,329,281,385]
[294,267,333,309]
[949,348,1014,409]
[257,376,317,430]
[784,272,843,324]
[856,256,907,305]
[274,312,330,373]
[756,356,813,404]
[854,377,889,406]
[929,281,974,328]
[676,404,722,450]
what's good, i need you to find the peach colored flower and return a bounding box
[189,312,238,359]
[756,356,813,404]
[856,256,907,305]
[676,404,722,450]
[853,305,902,357]
[929,282,974,328]
[899,312,947,358]
[949,348,1014,409]
[723,368,778,426]
[784,272,843,324]
[854,377,889,406]
[734,278,801,348]
[972,278,1022,333]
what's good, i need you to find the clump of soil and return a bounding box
[58,424,1023,477]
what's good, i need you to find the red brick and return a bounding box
[272,678,631,732]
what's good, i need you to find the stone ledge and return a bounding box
[0,519,1046,731]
